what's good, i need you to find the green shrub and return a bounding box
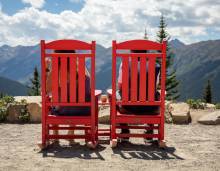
[18,107,30,123]
[0,95,15,122]
[0,106,7,122]
[215,103,220,109]
[186,99,206,109]
[0,96,31,123]
[1,96,15,106]
[15,99,28,105]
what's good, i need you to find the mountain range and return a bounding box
[0,39,219,102]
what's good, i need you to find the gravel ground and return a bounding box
[0,123,220,171]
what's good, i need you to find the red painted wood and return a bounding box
[90,41,96,143]
[41,39,98,143]
[60,57,68,102]
[52,57,59,102]
[116,39,162,50]
[118,53,162,58]
[46,102,91,106]
[69,57,77,102]
[45,53,91,57]
[95,90,102,96]
[122,57,129,101]
[45,39,92,50]
[139,56,147,101]
[78,57,85,102]
[116,125,159,129]
[130,57,138,101]
[148,57,156,101]
[111,39,167,142]
[49,126,90,130]
[117,133,160,138]
[116,115,161,124]
[46,115,91,125]
[48,135,88,139]
[111,40,117,139]
[116,101,161,106]
[40,40,46,145]
[160,40,167,140]
[107,89,112,95]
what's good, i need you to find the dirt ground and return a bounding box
[0,122,220,171]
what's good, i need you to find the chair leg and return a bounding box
[158,124,166,148]
[110,123,117,148]
[85,125,89,143]
[86,128,98,149]
[38,123,48,150]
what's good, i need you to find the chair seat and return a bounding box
[46,115,91,125]
[115,111,161,124]
[51,106,91,116]
[116,105,160,115]
[117,110,160,116]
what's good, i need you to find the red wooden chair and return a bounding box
[108,39,167,148]
[40,39,101,149]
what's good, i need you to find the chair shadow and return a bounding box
[40,143,106,160]
[112,141,184,160]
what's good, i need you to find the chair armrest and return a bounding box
[95,90,102,97]
[158,90,167,95]
[107,89,112,96]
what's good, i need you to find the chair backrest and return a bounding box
[112,39,166,105]
[41,40,96,106]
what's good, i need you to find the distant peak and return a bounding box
[170,39,185,49]
[0,44,11,48]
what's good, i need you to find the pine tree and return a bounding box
[156,15,180,100]
[0,92,4,99]
[144,28,148,40]
[203,80,212,103]
[28,67,40,96]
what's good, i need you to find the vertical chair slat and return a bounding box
[130,57,138,101]
[60,57,68,102]
[78,57,85,102]
[52,57,59,102]
[139,57,147,101]
[148,57,156,101]
[122,57,129,101]
[69,57,77,102]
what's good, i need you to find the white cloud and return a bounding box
[22,0,45,8]
[0,0,220,47]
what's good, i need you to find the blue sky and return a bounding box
[0,0,219,47]
[0,0,85,15]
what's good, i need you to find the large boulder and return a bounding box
[7,104,26,122]
[165,101,173,123]
[14,96,41,105]
[14,96,42,122]
[27,103,41,122]
[168,102,191,124]
[198,111,220,125]
[205,103,216,110]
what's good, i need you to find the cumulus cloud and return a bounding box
[22,0,45,8]
[0,0,220,47]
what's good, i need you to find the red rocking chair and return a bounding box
[40,39,101,149]
[108,39,167,148]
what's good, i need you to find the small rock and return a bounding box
[168,102,191,124]
[198,111,220,125]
